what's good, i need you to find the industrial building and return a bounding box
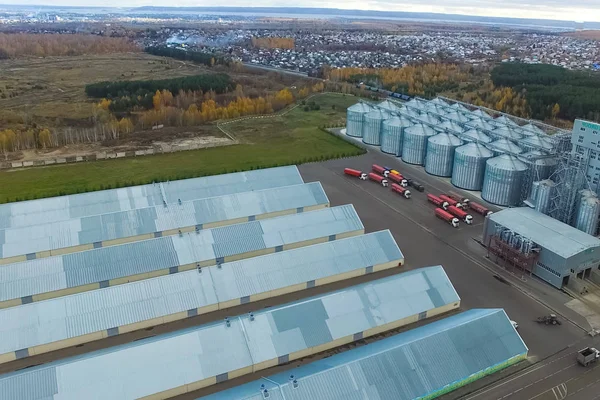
[0,205,364,309]
[199,308,528,400]
[345,97,600,238]
[483,207,600,288]
[0,230,403,365]
[0,267,458,399]
[0,166,304,231]
[0,182,329,264]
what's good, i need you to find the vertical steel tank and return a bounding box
[482,154,529,206]
[451,103,471,113]
[520,123,546,136]
[445,111,471,123]
[362,109,389,145]
[494,115,519,127]
[381,116,413,156]
[377,100,401,113]
[521,135,554,152]
[461,128,492,143]
[529,180,540,204]
[535,179,555,215]
[346,103,371,137]
[491,126,522,141]
[451,143,494,190]
[430,98,449,106]
[518,150,558,181]
[467,117,496,131]
[488,138,523,156]
[436,120,464,134]
[401,123,437,165]
[418,112,440,126]
[425,132,464,177]
[576,195,600,235]
[471,109,493,120]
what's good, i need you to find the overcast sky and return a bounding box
[3,0,600,22]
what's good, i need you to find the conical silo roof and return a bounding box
[405,123,436,137]
[518,150,558,167]
[429,132,463,146]
[471,109,492,119]
[418,113,440,125]
[383,115,413,128]
[467,117,495,131]
[495,115,519,127]
[489,138,522,154]
[456,142,494,158]
[492,126,522,141]
[445,111,471,123]
[521,123,546,136]
[462,128,492,143]
[487,154,529,171]
[451,103,471,113]
[437,120,464,133]
[406,98,425,111]
[521,135,554,152]
[430,98,449,106]
[365,108,390,120]
[347,103,372,113]
[377,100,401,112]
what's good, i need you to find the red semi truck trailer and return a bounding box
[427,194,449,210]
[368,172,389,187]
[447,205,473,225]
[391,183,411,199]
[344,168,368,180]
[469,201,493,216]
[435,208,460,228]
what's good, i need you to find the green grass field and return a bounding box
[0,93,363,203]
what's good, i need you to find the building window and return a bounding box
[537,262,561,277]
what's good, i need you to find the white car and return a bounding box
[511,320,519,330]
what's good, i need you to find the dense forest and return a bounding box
[491,63,600,122]
[0,33,138,58]
[145,46,228,67]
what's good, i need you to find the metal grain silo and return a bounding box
[521,135,554,152]
[377,100,401,113]
[346,103,371,137]
[436,120,464,134]
[381,116,413,156]
[406,98,426,111]
[418,112,440,126]
[521,123,546,136]
[494,115,519,127]
[482,154,529,206]
[518,150,558,181]
[430,98,449,106]
[576,195,600,235]
[535,179,555,215]
[488,138,523,156]
[461,128,492,144]
[492,126,522,141]
[445,110,471,123]
[529,180,540,203]
[401,107,421,119]
[452,143,494,190]
[425,132,464,177]
[362,109,389,145]
[471,109,493,120]
[401,123,437,165]
[467,118,495,131]
[451,103,471,113]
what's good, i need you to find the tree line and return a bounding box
[491,63,600,123]
[145,46,228,67]
[0,33,138,59]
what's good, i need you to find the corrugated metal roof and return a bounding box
[489,207,600,258]
[0,166,303,231]
[0,264,454,400]
[0,231,401,358]
[199,308,528,400]
[0,205,362,303]
[0,183,329,259]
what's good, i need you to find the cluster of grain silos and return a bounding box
[575,190,600,235]
[345,97,560,208]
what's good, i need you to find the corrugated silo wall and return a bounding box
[452,152,488,191]
[482,166,526,206]
[346,110,363,138]
[402,134,428,165]
[381,124,402,155]
[362,117,383,145]
[425,142,456,177]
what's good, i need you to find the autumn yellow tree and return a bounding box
[551,103,560,119]
[38,128,52,149]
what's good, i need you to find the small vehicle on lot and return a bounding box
[536,314,561,325]
[577,347,600,367]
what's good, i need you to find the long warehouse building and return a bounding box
[0,230,404,365]
[0,267,459,400]
[0,205,363,308]
[483,207,600,288]
[0,166,303,230]
[200,308,528,400]
[0,182,329,264]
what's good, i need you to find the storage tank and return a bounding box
[482,154,529,206]
[529,180,540,203]
[346,103,371,137]
[535,179,555,215]
[576,195,600,235]
[492,126,522,141]
[521,123,546,136]
[488,138,523,156]
[430,98,449,106]
[471,109,493,120]
[405,98,425,111]
[377,100,401,113]
[461,128,492,143]
[418,112,440,126]
[381,116,413,156]
[445,111,471,123]
[495,115,519,127]
[467,118,495,131]
[401,107,421,119]
[518,150,558,180]
[401,123,437,165]
[521,135,554,152]
[451,103,471,113]
[425,132,464,177]
[436,120,464,134]
[451,143,494,190]
[362,109,389,145]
